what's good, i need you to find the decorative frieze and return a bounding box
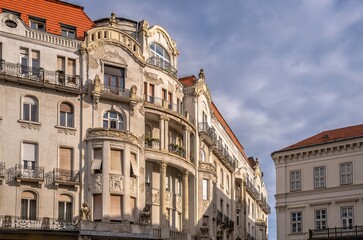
[109,174,124,193]
[92,174,103,193]
[57,127,76,135]
[86,128,138,145]
[19,121,41,130]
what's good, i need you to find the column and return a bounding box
[123,146,131,221]
[164,118,169,151]
[159,116,165,150]
[159,162,167,226]
[182,170,189,232]
[102,141,110,221]
[183,127,190,159]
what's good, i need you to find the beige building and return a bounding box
[272,124,363,240]
[0,0,269,239]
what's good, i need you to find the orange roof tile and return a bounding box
[1,0,94,40]
[179,75,196,87]
[275,123,363,153]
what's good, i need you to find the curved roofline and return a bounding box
[93,16,138,24]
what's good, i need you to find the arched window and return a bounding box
[60,102,74,127]
[21,191,37,220]
[22,96,38,122]
[58,194,73,222]
[150,43,170,63]
[200,149,205,162]
[103,111,123,129]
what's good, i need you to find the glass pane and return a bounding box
[31,104,37,122]
[21,199,28,219]
[67,113,74,127]
[23,104,30,121]
[66,202,72,222]
[110,112,117,119]
[60,112,66,126]
[29,199,36,220]
[58,202,65,220]
[103,120,108,128]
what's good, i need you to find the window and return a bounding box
[58,194,72,222]
[110,195,122,221]
[167,91,172,110]
[61,25,76,39]
[220,169,224,186]
[93,194,102,220]
[150,43,170,63]
[314,167,326,188]
[91,148,102,173]
[226,175,230,192]
[59,102,74,127]
[340,162,352,185]
[59,147,72,171]
[202,179,209,200]
[103,111,123,129]
[291,212,302,233]
[236,210,240,225]
[22,143,37,170]
[315,209,327,230]
[110,149,122,174]
[104,65,125,94]
[148,83,155,103]
[162,88,167,107]
[21,191,37,220]
[29,17,45,31]
[31,50,40,76]
[130,153,137,177]
[341,206,354,229]
[23,96,38,122]
[20,48,29,74]
[290,170,301,191]
[67,58,76,84]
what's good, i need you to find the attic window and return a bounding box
[29,16,46,31]
[60,24,76,39]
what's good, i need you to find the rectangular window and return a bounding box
[91,148,102,173]
[104,65,125,94]
[315,209,327,230]
[162,88,167,107]
[93,194,102,221]
[31,50,40,76]
[340,162,352,185]
[314,166,326,188]
[59,147,72,171]
[58,201,72,222]
[20,48,29,74]
[110,195,122,221]
[21,199,36,220]
[130,153,137,177]
[168,91,172,110]
[67,58,76,84]
[291,211,302,233]
[23,143,37,170]
[202,179,209,200]
[29,17,45,31]
[61,24,76,39]
[290,170,301,191]
[341,206,354,229]
[149,84,155,103]
[110,149,122,174]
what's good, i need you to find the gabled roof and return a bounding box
[275,123,363,153]
[1,0,94,40]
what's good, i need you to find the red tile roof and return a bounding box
[179,75,196,87]
[277,124,363,153]
[1,0,94,40]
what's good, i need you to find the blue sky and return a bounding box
[73,0,363,239]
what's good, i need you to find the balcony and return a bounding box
[0,162,5,184]
[0,60,80,90]
[198,122,216,146]
[216,210,223,225]
[147,56,177,78]
[0,215,77,232]
[145,137,160,150]
[309,226,363,239]
[53,168,79,189]
[101,85,131,102]
[144,95,184,116]
[15,164,44,187]
[258,195,271,214]
[168,143,186,158]
[213,140,236,172]
[246,179,260,200]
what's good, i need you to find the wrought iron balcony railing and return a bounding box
[53,168,79,185]
[0,215,78,232]
[147,56,177,78]
[15,164,44,182]
[309,226,363,239]
[246,178,260,200]
[0,59,80,88]
[216,210,223,225]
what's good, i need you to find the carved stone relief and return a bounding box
[93,174,102,192]
[110,175,124,193]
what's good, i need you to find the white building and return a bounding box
[272,124,363,240]
[0,1,269,239]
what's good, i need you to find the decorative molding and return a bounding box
[56,126,76,135]
[110,174,124,193]
[335,198,359,204]
[86,128,139,145]
[18,120,41,130]
[198,162,216,174]
[309,201,332,207]
[130,177,137,196]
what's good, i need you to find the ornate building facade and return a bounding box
[0,1,269,239]
[272,124,363,240]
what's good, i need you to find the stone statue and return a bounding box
[80,202,91,220]
[140,205,151,224]
[130,85,137,99]
[200,221,209,236]
[93,74,101,94]
[109,12,118,27]
[199,68,205,79]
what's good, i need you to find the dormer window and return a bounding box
[61,24,76,39]
[29,17,46,31]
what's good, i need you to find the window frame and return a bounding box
[315,209,327,230]
[58,194,73,222]
[291,211,302,233]
[314,166,326,189]
[22,142,38,170]
[103,111,124,130]
[60,24,76,39]
[22,96,39,122]
[20,191,37,220]
[29,16,46,31]
[59,102,74,128]
[340,162,353,185]
[290,170,301,192]
[341,206,354,229]
[103,65,125,94]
